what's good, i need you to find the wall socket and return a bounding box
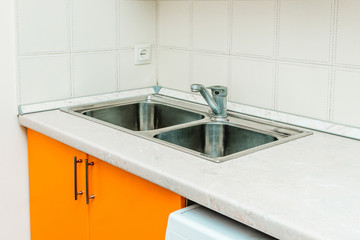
[134,44,151,65]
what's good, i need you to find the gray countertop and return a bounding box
[19,109,360,240]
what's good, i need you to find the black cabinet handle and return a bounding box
[85,159,95,204]
[74,157,83,200]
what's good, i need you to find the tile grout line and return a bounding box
[189,0,193,87]
[69,0,74,98]
[227,0,233,100]
[116,50,120,91]
[273,63,279,110]
[156,0,160,86]
[19,47,360,72]
[117,0,121,91]
[273,0,281,110]
[155,45,360,69]
[189,0,193,52]
[329,0,339,122]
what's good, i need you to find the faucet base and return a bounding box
[210,115,229,122]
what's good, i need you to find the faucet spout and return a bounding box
[191,84,221,115]
[191,84,228,119]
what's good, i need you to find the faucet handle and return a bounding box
[207,86,228,97]
[190,84,205,92]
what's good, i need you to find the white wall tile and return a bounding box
[191,53,228,87]
[333,70,360,127]
[193,1,228,53]
[230,58,275,109]
[232,0,276,57]
[17,0,69,54]
[119,1,156,48]
[72,0,117,51]
[278,0,332,63]
[159,1,189,48]
[335,0,360,66]
[277,64,330,120]
[73,52,118,97]
[119,50,156,90]
[158,49,190,91]
[19,55,71,104]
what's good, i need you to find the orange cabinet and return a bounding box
[27,130,185,240]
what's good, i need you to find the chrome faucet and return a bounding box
[191,84,228,119]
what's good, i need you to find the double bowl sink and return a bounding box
[62,94,311,163]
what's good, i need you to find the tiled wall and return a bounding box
[17,0,157,104]
[157,0,360,128]
[17,0,360,129]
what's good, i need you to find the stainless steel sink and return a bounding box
[154,123,278,158]
[80,102,204,131]
[63,95,204,131]
[62,94,311,163]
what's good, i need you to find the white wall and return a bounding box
[17,0,157,105]
[157,0,360,129]
[0,0,30,239]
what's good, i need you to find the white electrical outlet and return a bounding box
[134,44,151,65]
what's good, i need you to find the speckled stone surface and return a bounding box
[19,109,360,240]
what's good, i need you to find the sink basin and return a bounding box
[62,94,311,163]
[78,102,204,131]
[154,123,278,160]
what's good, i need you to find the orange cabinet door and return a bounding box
[87,156,185,240]
[28,130,89,240]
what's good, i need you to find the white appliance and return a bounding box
[165,204,276,240]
